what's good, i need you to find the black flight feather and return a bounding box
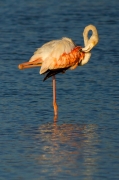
[43,67,69,81]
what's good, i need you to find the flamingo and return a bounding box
[18,24,99,119]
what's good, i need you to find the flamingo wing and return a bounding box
[43,67,69,81]
[40,37,84,75]
[18,37,85,79]
[29,37,75,62]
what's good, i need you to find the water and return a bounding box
[0,0,119,179]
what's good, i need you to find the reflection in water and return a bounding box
[31,122,99,178]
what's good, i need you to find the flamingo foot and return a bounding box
[53,101,58,121]
[53,102,58,115]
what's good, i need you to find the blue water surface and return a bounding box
[0,0,119,179]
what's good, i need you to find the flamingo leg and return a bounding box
[52,75,58,117]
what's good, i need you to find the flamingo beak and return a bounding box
[82,36,98,53]
[18,59,42,70]
[82,43,94,52]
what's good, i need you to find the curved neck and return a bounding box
[83,29,89,47]
[81,25,98,65]
[83,25,98,46]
